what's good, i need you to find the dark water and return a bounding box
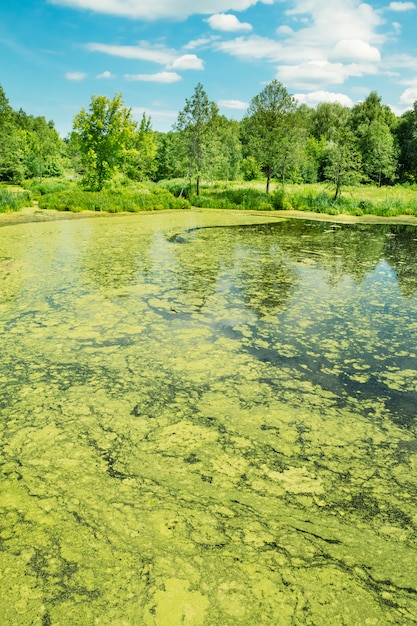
[1,210,417,625]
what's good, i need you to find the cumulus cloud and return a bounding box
[124,71,181,83]
[276,25,293,36]
[169,54,204,70]
[85,42,175,64]
[399,82,417,104]
[330,39,381,62]
[218,99,248,109]
[65,71,87,80]
[276,59,377,90]
[96,70,115,79]
[294,90,354,107]
[206,13,253,31]
[48,0,270,20]
[388,2,416,11]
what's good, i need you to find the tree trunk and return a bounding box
[266,173,271,194]
[196,174,200,196]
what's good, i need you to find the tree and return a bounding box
[241,80,298,193]
[323,128,362,200]
[311,102,350,142]
[124,113,157,181]
[154,131,187,181]
[395,103,417,182]
[359,119,397,186]
[0,85,24,182]
[73,93,136,190]
[17,116,64,180]
[349,92,397,186]
[205,116,242,184]
[175,83,219,195]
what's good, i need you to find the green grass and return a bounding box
[38,185,190,213]
[5,177,417,218]
[0,188,32,213]
[178,180,417,217]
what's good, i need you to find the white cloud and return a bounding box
[218,99,248,109]
[124,71,181,83]
[65,71,87,80]
[392,21,401,33]
[96,70,115,79]
[183,36,219,50]
[276,25,294,36]
[206,13,253,32]
[48,0,272,20]
[276,59,377,89]
[85,42,175,65]
[330,39,381,62]
[398,79,417,105]
[388,2,416,11]
[169,54,204,70]
[294,90,354,107]
[216,35,287,62]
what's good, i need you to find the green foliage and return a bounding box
[175,83,219,195]
[323,128,363,199]
[73,93,137,191]
[22,178,74,198]
[240,156,262,181]
[189,186,274,210]
[37,184,190,213]
[242,79,299,192]
[0,188,32,212]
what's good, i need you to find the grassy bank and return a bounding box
[2,179,417,218]
[177,181,417,217]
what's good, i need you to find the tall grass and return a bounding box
[38,187,190,212]
[0,188,32,213]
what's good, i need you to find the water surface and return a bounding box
[1,209,417,625]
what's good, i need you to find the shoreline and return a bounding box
[2,205,417,228]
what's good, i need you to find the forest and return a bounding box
[1,79,417,216]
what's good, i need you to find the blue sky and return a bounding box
[1,0,417,137]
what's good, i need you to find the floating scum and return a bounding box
[1,210,417,624]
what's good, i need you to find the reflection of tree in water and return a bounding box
[235,244,296,317]
[168,232,223,309]
[169,224,297,316]
[82,228,154,290]
[383,225,417,297]
[272,220,386,287]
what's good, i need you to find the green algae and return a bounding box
[1,210,417,624]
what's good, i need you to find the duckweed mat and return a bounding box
[1,210,417,625]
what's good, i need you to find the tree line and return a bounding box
[1,80,417,197]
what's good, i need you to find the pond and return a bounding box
[1,209,417,625]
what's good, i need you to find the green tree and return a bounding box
[359,119,397,186]
[206,116,242,184]
[349,92,397,186]
[323,128,362,200]
[125,113,157,181]
[154,131,187,181]
[73,93,137,190]
[175,83,219,195]
[241,80,298,193]
[0,85,24,182]
[395,103,417,182]
[311,102,351,142]
[18,116,64,180]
